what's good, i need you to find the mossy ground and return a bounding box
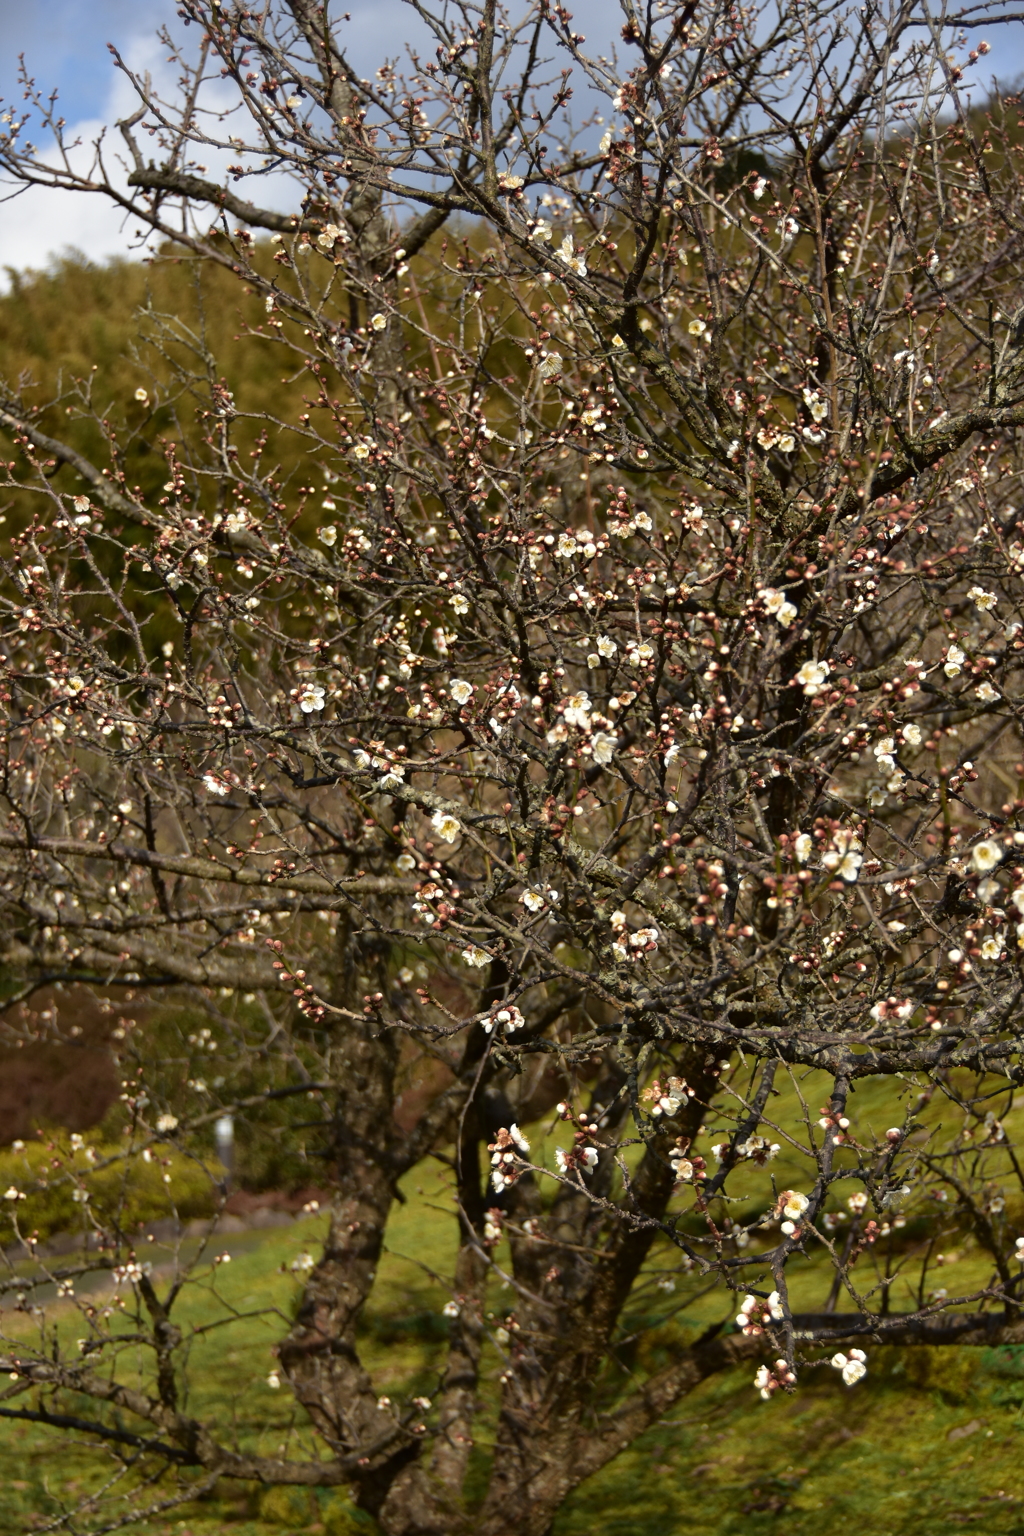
[2,1066,1023,1533]
[3,1156,1024,1536]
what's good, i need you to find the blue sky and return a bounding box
[1,1,1022,279]
[1,0,150,124]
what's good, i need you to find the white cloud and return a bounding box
[22,0,1022,288]
[0,21,173,283]
[0,156,138,280]
[0,0,618,284]
[0,26,294,285]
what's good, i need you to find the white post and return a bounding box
[215,1114,235,1185]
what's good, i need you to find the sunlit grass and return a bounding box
[3,1065,1024,1534]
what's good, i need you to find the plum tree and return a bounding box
[1,2,1024,1531]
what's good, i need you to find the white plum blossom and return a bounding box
[972,839,1004,874]
[874,735,896,772]
[644,1076,691,1116]
[830,1348,867,1386]
[450,593,470,615]
[597,635,617,658]
[968,586,998,611]
[556,235,587,277]
[297,681,326,713]
[835,847,859,884]
[795,659,829,696]
[901,722,922,745]
[976,681,999,702]
[944,643,965,677]
[735,1134,780,1163]
[781,1190,810,1221]
[822,833,862,883]
[463,946,490,968]
[688,318,707,336]
[563,691,591,727]
[483,1005,525,1035]
[450,678,474,705]
[736,1291,785,1334]
[538,351,563,378]
[793,833,813,863]
[431,810,462,843]
[203,772,230,795]
[490,1124,531,1191]
[870,996,913,1023]
[802,386,828,422]
[112,1260,150,1286]
[981,936,1003,960]
[613,925,660,963]
[754,1359,796,1398]
[760,588,798,628]
[155,1113,179,1133]
[590,732,617,766]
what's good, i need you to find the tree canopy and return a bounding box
[1,2,1024,1532]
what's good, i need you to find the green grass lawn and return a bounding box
[4,1060,1024,1534]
